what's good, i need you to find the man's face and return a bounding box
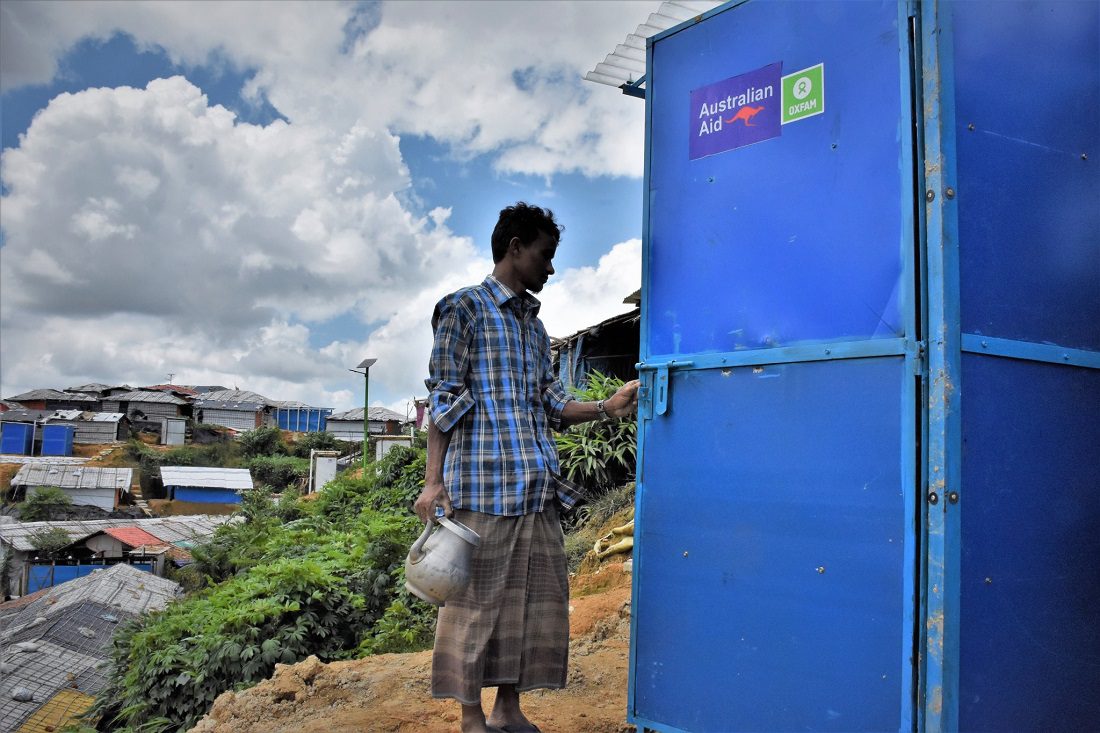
[512,230,557,293]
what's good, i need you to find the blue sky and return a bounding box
[0,1,652,411]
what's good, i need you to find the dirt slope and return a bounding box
[190,562,635,733]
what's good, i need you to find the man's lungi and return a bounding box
[431,506,569,705]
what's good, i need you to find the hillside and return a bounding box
[190,563,635,733]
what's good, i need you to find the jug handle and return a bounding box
[408,520,435,563]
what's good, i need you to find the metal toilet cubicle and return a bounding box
[629,1,1099,731]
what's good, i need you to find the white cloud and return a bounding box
[538,239,641,339]
[0,1,650,409]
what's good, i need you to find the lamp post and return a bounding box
[349,358,377,471]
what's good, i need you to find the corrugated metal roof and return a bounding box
[140,384,199,396]
[5,389,96,402]
[102,526,163,548]
[0,516,233,552]
[192,398,264,411]
[0,565,180,731]
[159,466,254,490]
[197,389,274,406]
[104,390,188,405]
[12,465,132,491]
[328,406,406,422]
[584,1,724,93]
[65,383,130,394]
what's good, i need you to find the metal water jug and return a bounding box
[404,516,480,606]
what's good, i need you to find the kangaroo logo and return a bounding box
[725,105,765,126]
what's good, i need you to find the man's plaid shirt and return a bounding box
[426,275,580,516]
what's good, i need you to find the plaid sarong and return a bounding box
[431,506,569,704]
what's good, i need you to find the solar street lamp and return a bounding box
[349,358,377,471]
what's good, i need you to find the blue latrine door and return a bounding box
[631,2,920,731]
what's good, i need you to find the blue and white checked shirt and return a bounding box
[426,275,580,516]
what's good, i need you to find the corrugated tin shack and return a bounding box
[160,466,254,504]
[4,389,98,412]
[11,464,133,511]
[325,406,406,441]
[0,515,232,598]
[46,411,130,444]
[192,389,276,431]
[99,389,188,420]
[0,564,180,733]
[551,304,641,390]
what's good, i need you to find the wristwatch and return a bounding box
[596,399,609,420]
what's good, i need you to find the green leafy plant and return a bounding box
[288,431,350,458]
[246,455,309,491]
[90,443,437,733]
[29,525,73,557]
[238,426,286,458]
[20,485,73,521]
[555,371,637,493]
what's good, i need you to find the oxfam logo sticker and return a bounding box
[781,63,825,124]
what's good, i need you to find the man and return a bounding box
[415,202,640,733]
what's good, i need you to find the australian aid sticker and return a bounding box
[689,62,782,160]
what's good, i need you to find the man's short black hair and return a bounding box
[491,202,564,263]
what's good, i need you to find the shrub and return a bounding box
[20,486,73,521]
[29,525,73,557]
[238,426,285,458]
[91,515,415,732]
[288,431,349,458]
[92,443,438,732]
[556,371,637,494]
[246,455,309,491]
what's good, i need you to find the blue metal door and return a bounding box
[631,2,919,731]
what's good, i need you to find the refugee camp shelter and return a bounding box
[192,389,275,431]
[325,406,406,441]
[0,564,180,733]
[48,411,130,443]
[0,516,231,598]
[5,389,98,412]
[160,466,254,503]
[273,400,333,433]
[11,464,133,511]
[552,305,641,389]
[100,389,188,420]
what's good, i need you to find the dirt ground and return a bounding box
[190,561,635,733]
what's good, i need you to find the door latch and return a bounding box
[635,359,694,417]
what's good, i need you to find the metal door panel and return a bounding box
[953,1,1100,350]
[633,358,909,732]
[647,1,909,356]
[958,355,1100,730]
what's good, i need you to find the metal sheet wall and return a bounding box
[948,2,1100,729]
[199,409,258,431]
[1,422,34,455]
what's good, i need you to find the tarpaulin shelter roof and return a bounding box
[104,390,188,405]
[5,389,96,402]
[0,565,180,732]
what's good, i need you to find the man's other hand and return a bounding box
[606,379,641,419]
[414,481,453,523]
